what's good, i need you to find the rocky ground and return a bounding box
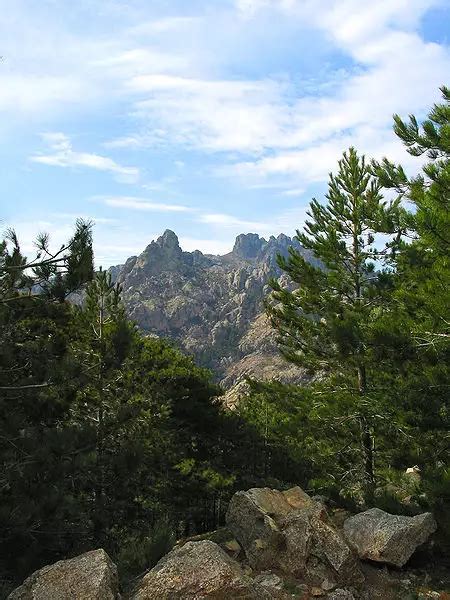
[110,230,318,400]
[8,486,449,600]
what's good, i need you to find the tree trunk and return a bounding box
[358,364,375,504]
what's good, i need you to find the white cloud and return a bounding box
[3,1,450,268]
[199,213,269,230]
[124,74,288,152]
[229,124,421,185]
[281,188,305,197]
[128,16,201,36]
[30,133,140,182]
[4,1,447,167]
[97,196,191,212]
[220,0,450,187]
[96,0,449,171]
[179,237,233,256]
[52,212,119,225]
[0,74,90,114]
[197,206,310,241]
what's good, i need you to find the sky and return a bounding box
[1,0,449,267]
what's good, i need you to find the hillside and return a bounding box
[111,230,317,390]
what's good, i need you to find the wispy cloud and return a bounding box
[97,195,191,212]
[197,206,310,240]
[52,212,119,225]
[3,1,449,267]
[281,188,305,197]
[30,133,140,182]
[179,237,233,256]
[199,212,269,230]
[219,0,450,188]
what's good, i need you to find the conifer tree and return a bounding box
[72,269,135,544]
[268,148,405,502]
[0,222,94,582]
[372,85,449,351]
[0,219,93,304]
[371,87,449,542]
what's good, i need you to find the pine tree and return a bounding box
[0,219,93,304]
[372,85,449,351]
[372,86,450,548]
[267,147,405,502]
[0,222,94,583]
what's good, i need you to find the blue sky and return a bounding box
[1,0,449,267]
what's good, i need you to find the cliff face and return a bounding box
[112,230,317,388]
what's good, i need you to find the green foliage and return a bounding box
[0,229,274,586]
[266,147,407,503]
[255,89,449,521]
[115,519,176,583]
[0,224,96,580]
[372,85,450,352]
[1,86,449,589]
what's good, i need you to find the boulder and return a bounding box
[226,487,363,587]
[131,540,280,599]
[343,507,437,567]
[8,549,119,600]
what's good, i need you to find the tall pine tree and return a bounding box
[268,148,405,502]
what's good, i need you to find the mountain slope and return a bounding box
[113,230,316,389]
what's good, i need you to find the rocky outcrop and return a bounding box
[8,549,119,600]
[9,489,442,600]
[343,507,437,567]
[110,230,318,395]
[130,540,279,599]
[226,486,363,588]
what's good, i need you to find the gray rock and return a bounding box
[8,549,119,600]
[327,590,355,600]
[226,487,363,587]
[131,540,276,599]
[108,229,317,394]
[253,571,284,590]
[343,507,437,567]
[232,233,265,259]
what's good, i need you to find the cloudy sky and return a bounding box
[1,0,449,266]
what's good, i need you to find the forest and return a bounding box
[0,87,448,594]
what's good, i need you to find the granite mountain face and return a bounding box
[112,230,317,391]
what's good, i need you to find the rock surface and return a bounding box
[130,540,278,599]
[226,486,363,587]
[327,590,355,600]
[343,507,437,567]
[9,489,443,600]
[110,230,318,397]
[8,549,119,600]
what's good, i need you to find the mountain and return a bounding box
[112,230,317,395]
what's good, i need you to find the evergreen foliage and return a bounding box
[1,86,449,591]
[267,147,406,501]
[0,225,277,589]
[241,87,449,553]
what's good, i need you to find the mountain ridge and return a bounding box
[111,230,316,392]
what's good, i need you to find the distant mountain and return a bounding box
[111,230,318,397]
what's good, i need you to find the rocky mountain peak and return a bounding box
[158,229,181,251]
[232,233,266,259]
[133,229,184,276]
[111,229,318,388]
[148,229,182,259]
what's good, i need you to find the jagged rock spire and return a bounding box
[232,233,266,259]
